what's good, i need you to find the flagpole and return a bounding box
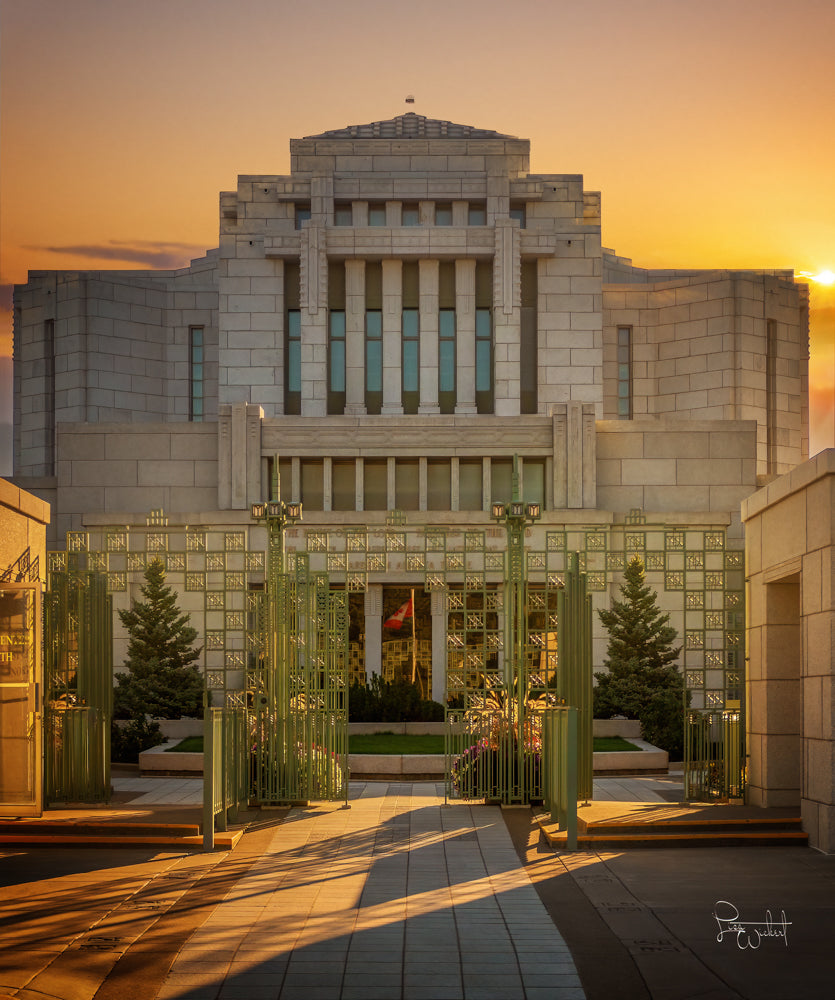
[410,587,418,692]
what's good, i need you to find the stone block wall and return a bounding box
[603,266,808,475]
[743,449,835,852]
[596,419,758,531]
[14,256,218,475]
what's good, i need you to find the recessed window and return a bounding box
[435,203,453,226]
[459,459,483,511]
[523,459,545,508]
[301,460,324,510]
[189,326,203,422]
[294,204,311,230]
[520,261,537,414]
[491,459,513,505]
[475,308,492,414]
[617,326,632,418]
[402,308,419,414]
[439,309,456,415]
[427,460,451,510]
[334,204,352,226]
[395,459,419,510]
[510,203,526,227]
[365,310,383,414]
[368,203,387,226]
[402,202,420,226]
[332,460,355,511]
[364,460,387,510]
[329,310,346,411]
[284,262,301,414]
[468,203,486,226]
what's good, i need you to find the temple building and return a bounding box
[12,113,810,710]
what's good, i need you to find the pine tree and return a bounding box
[114,558,205,720]
[594,556,686,757]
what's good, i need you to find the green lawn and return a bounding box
[166,733,642,755]
[165,735,203,753]
[593,736,641,753]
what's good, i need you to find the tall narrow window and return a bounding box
[365,262,383,414]
[365,311,382,414]
[294,204,311,230]
[332,460,356,511]
[510,203,526,227]
[363,460,387,510]
[438,261,456,414]
[43,318,55,472]
[402,309,419,414]
[439,310,456,415]
[459,459,483,510]
[520,261,538,413]
[402,261,420,414]
[766,319,778,472]
[427,460,451,510]
[189,325,204,422]
[329,312,346,412]
[285,262,301,414]
[617,326,632,418]
[328,261,346,414]
[301,459,324,509]
[475,261,493,414]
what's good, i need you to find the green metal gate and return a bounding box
[44,563,112,803]
[684,709,745,800]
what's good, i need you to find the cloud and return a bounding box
[24,240,210,269]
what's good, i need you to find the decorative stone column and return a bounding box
[381,259,403,414]
[344,260,366,415]
[418,259,440,413]
[430,589,447,705]
[364,584,383,683]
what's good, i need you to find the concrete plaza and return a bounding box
[0,777,831,1000]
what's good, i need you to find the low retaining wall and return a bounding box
[139,742,203,775]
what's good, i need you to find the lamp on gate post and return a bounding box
[490,458,541,796]
[250,469,302,786]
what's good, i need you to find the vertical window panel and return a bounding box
[364,460,387,510]
[491,459,513,504]
[427,460,451,510]
[301,460,324,510]
[332,460,355,511]
[617,326,632,419]
[284,262,301,414]
[189,325,204,422]
[395,459,420,510]
[459,459,483,511]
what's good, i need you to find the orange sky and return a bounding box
[2,0,834,471]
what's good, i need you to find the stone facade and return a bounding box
[11,113,811,709]
[743,450,835,852]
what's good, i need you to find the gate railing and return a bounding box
[203,705,249,850]
[44,567,112,803]
[684,709,745,801]
[541,706,578,850]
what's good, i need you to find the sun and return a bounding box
[799,269,835,285]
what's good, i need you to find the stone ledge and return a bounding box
[139,742,203,775]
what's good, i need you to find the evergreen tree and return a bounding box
[114,558,205,720]
[594,556,686,757]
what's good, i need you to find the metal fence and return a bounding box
[684,709,745,801]
[203,705,249,850]
[541,706,578,850]
[44,567,112,803]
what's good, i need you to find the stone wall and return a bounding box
[743,449,835,853]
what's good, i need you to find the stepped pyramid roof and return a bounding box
[304,112,517,140]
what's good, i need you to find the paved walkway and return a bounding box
[154,782,584,1000]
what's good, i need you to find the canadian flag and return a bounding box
[383,598,413,629]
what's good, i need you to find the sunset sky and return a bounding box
[2,0,833,473]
